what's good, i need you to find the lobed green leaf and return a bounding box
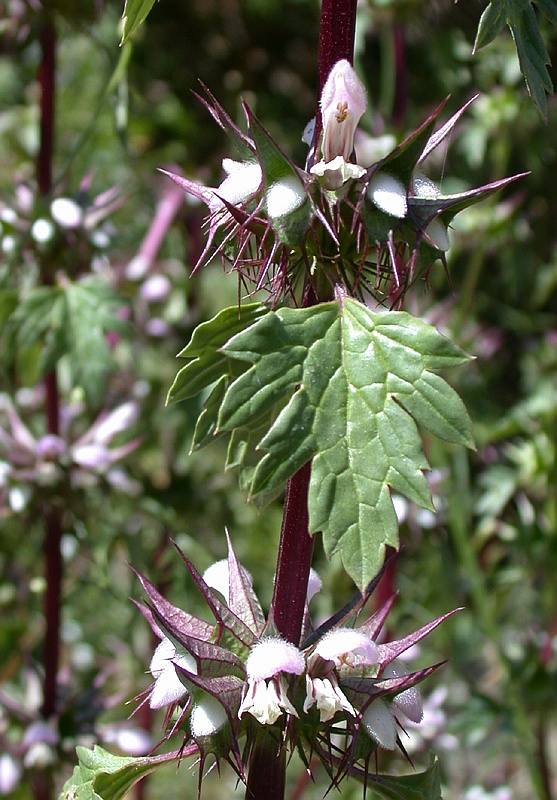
[170,300,473,589]
[57,745,181,800]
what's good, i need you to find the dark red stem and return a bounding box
[38,13,56,196]
[312,0,358,155]
[38,12,62,733]
[392,24,407,128]
[246,4,357,799]
[270,462,313,643]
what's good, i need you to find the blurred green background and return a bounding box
[1,1,557,798]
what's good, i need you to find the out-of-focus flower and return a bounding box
[50,197,83,229]
[71,401,140,472]
[140,274,172,303]
[101,725,153,756]
[238,638,304,725]
[0,396,141,512]
[0,753,22,795]
[31,218,55,244]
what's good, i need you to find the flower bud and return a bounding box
[362,698,397,750]
[320,59,367,163]
[367,172,407,218]
[266,175,306,221]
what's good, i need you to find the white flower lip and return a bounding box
[310,156,365,191]
[303,674,355,722]
[314,627,378,667]
[245,637,305,680]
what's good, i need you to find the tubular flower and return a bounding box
[320,59,367,163]
[303,673,355,722]
[304,628,379,722]
[238,638,305,725]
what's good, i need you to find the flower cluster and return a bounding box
[0,393,141,515]
[134,538,457,788]
[0,177,121,279]
[162,62,522,309]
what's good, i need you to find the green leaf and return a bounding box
[121,0,157,45]
[510,2,553,119]
[168,303,266,405]
[474,1,508,50]
[473,0,554,120]
[533,0,557,28]
[58,745,180,800]
[171,300,473,589]
[367,755,442,800]
[7,279,129,406]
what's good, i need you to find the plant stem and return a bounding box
[312,0,358,157]
[245,3,357,799]
[270,462,313,643]
[38,5,62,729]
[33,11,60,800]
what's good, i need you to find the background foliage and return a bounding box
[1,0,557,798]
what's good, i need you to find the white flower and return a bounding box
[306,568,322,603]
[368,172,407,218]
[213,160,262,212]
[149,637,197,710]
[381,661,423,723]
[202,558,253,605]
[303,674,355,722]
[411,171,441,199]
[313,628,379,668]
[140,274,172,303]
[320,59,367,163]
[31,218,55,243]
[411,171,450,251]
[238,638,304,725]
[0,753,21,794]
[304,628,378,722]
[310,155,365,191]
[424,217,450,251]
